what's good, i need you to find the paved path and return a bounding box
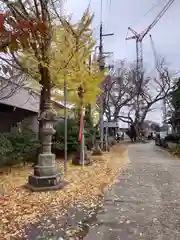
[85,142,180,240]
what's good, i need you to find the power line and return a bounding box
[100,0,103,23]
[126,1,164,53]
[129,0,164,30]
[143,0,163,18]
[108,0,112,15]
[88,0,92,10]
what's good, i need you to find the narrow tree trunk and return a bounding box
[35,65,51,165]
[39,64,51,123]
[38,87,46,150]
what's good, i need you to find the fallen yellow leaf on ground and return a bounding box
[0,144,129,239]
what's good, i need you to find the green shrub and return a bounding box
[54,118,95,154]
[84,121,95,150]
[55,119,79,153]
[0,134,13,167]
[0,126,40,168]
[6,127,39,164]
[165,134,180,143]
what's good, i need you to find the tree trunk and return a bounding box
[84,104,92,125]
[35,65,51,165]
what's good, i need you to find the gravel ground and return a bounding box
[85,142,180,240]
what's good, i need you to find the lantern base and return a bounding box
[26,153,66,192]
[26,174,66,192]
[33,153,60,177]
[92,145,103,156]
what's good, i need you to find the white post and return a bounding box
[64,79,67,173]
[105,126,108,151]
[80,106,85,167]
[100,98,104,150]
[82,122,85,167]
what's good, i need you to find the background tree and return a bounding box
[100,57,172,139]
[168,77,180,132]
[118,60,172,134]
[100,61,136,122]
[170,77,180,112]
[134,60,171,128]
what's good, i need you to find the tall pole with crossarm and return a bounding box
[99,0,114,150]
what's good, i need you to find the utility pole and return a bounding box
[99,23,104,151]
[99,22,114,150]
[60,0,68,173]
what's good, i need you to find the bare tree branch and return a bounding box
[101,58,172,131]
[101,62,136,121]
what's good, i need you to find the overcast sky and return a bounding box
[65,0,180,124]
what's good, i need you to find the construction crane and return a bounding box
[126,0,174,85]
[126,0,174,124]
[150,34,167,123]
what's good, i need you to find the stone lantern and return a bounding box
[27,102,65,191]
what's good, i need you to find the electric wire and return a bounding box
[88,0,92,11]
[108,0,112,15]
[100,0,103,23]
[127,0,164,35]
[143,0,164,18]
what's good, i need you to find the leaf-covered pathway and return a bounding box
[0,145,128,239]
[85,142,180,240]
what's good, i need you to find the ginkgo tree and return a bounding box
[19,12,102,106]
[0,0,103,163]
[65,37,103,165]
[0,2,96,129]
[18,9,103,164]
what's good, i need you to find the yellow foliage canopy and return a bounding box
[19,10,103,107]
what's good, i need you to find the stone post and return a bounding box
[27,102,65,191]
